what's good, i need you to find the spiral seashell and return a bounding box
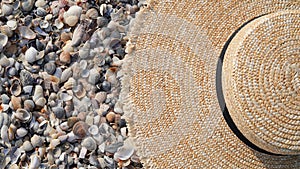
[81,137,97,151]
[73,121,89,139]
[18,26,36,39]
[15,108,32,123]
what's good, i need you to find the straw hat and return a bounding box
[119,0,300,168]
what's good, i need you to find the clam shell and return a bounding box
[36,7,47,17]
[15,108,32,123]
[54,19,64,29]
[2,4,13,16]
[0,33,8,49]
[65,16,79,27]
[11,96,22,110]
[71,24,85,47]
[22,140,34,151]
[44,62,56,75]
[39,20,49,29]
[35,97,46,108]
[21,0,35,12]
[73,84,86,99]
[10,80,22,96]
[1,25,13,37]
[25,47,38,63]
[81,137,97,151]
[16,127,28,138]
[86,8,99,19]
[50,139,60,149]
[59,51,71,64]
[29,155,41,169]
[63,78,75,89]
[7,20,18,30]
[73,121,89,138]
[0,56,10,67]
[18,26,36,39]
[114,144,134,161]
[52,106,65,119]
[35,0,47,7]
[31,134,43,147]
[60,68,72,83]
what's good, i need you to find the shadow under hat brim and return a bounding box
[119,0,300,168]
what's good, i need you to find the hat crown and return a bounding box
[223,10,300,155]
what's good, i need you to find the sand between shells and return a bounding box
[0,0,146,168]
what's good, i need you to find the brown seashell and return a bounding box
[106,112,115,123]
[86,8,99,19]
[67,117,80,128]
[59,51,71,64]
[60,32,72,43]
[11,96,22,110]
[77,112,87,121]
[73,121,89,138]
[65,16,79,27]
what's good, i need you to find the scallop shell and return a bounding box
[15,108,32,123]
[0,33,8,49]
[31,134,43,147]
[73,121,89,138]
[81,137,97,151]
[16,127,28,138]
[18,26,36,39]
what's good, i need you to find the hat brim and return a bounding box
[119,0,300,168]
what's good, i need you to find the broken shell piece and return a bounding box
[15,108,32,123]
[114,139,135,161]
[16,127,28,138]
[81,137,97,151]
[0,33,8,50]
[18,26,36,39]
[31,134,43,148]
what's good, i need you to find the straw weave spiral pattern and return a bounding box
[119,0,300,168]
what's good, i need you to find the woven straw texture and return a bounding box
[223,10,300,155]
[119,0,300,168]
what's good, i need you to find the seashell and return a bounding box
[35,0,47,7]
[0,125,9,142]
[16,127,28,138]
[58,0,68,8]
[73,121,89,138]
[98,27,111,40]
[15,108,32,122]
[59,51,71,64]
[79,146,87,158]
[81,137,97,151]
[86,8,99,19]
[10,147,22,164]
[0,56,10,67]
[72,24,85,47]
[73,84,86,99]
[44,62,56,75]
[54,18,64,29]
[60,121,69,131]
[11,96,22,110]
[114,144,134,161]
[52,106,65,119]
[25,47,38,63]
[8,125,15,141]
[22,140,34,151]
[7,66,18,77]
[21,0,35,12]
[64,78,75,89]
[18,26,36,39]
[23,100,35,111]
[36,7,47,17]
[7,20,18,30]
[23,86,33,95]
[67,117,79,128]
[65,16,79,27]
[50,139,60,149]
[64,5,82,18]
[29,154,41,169]
[1,25,13,37]
[33,85,44,102]
[59,92,72,101]
[10,80,22,96]
[106,112,115,123]
[0,33,8,50]
[88,125,99,136]
[60,32,72,43]
[20,69,35,86]
[109,38,120,49]
[60,68,72,83]
[39,20,49,29]
[2,4,13,16]
[78,46,90,59]
[88,68,100,85]
[31,134,43,148]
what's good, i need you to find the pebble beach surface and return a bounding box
[0,0,144,168]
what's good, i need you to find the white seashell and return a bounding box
[1,4,13,16]
[50,139,60,149]
[22,141,34,151]
[65,16,79,27]
[25,47,38,63]
[39,20,49,29]
[60,68,72,83]
[0,33,8,49]
[31,134,43,148]
[114,139,135,161]
[98,158,107,168]
[79,146,87,159]
[7,20,18,30]
[86,8,99,19]
[29,155,41,169]
[60,121,69,131]
[33,85,44,103]
[72,24,85,47]
[16,127,28,138]
[81,137,97,151]
[15,108,32,123]
[0,125,9,142]
[88,68,100,85]
[35,0,47,7]
[35,97,46,108]
[54,19,64,29]
[64,5,82,18]
[99,4,107,16]
[88,125,99,136]
[18,26,36,39]
[0,56,10,67]
[63,78,75,90]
